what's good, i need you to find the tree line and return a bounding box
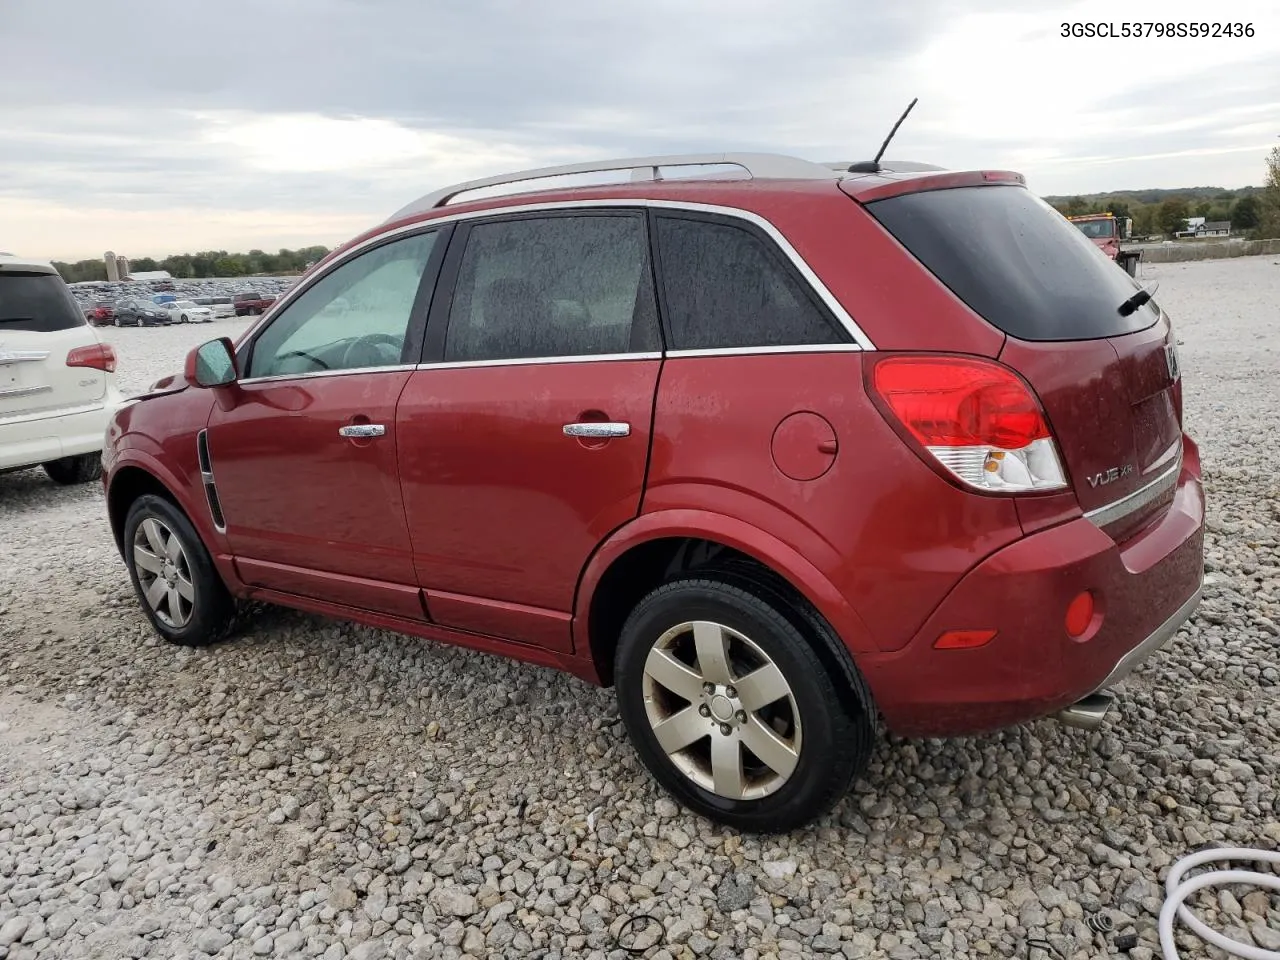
[1044,148,1280,240]
[53,246,333,284]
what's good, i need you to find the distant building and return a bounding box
[115,255,130,278]
[127,270,173,281]
[1175,218,1232,239]
[104,251,120,282]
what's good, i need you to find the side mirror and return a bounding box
[184,337,238,388]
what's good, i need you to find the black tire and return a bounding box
[113,316,122,327]
[123,494,237,646]
[615,577,875,833]
[180,314,188,323]
[42,453,102,485]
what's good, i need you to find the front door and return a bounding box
[396,211,663,652]
[204,227,447,619]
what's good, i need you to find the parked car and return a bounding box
[163,300,215,324]
[1,255,123,484]
[192,296,236,319]
[100,152,1205,832]
[232,291,276,316]
[85,300,116,326]
[113,298,172,326]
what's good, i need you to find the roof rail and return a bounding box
[386,152,838,222]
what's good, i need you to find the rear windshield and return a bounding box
[866,185,1158,342]
[0,271,87,333]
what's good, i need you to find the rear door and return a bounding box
[0,266,106,420]
[865,185,1182,540]
[395,210,663,652]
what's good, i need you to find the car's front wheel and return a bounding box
[42,453,102,485]
[615,577,875,833]
[123,494,237,646]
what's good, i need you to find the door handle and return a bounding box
[339,424,386,438]
[563,421,630,439]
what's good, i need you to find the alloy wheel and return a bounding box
[132,517,196,628]
[641,620,802,800]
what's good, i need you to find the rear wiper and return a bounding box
[1117,291,1150,316]
[1117,279,1160,317]
[0,316,36,323]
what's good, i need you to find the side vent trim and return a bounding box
[196,429,227,532]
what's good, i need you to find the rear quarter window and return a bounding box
[0,272,87,333]
[866,185,1158,342]
[654,215,847,350]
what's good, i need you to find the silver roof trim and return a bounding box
[387,152,840,222]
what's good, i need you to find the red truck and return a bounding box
[232,291,277,316]
[1067,213,1142,277]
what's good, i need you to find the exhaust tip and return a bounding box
[1054,690,1115,731]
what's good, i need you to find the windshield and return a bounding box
[175,300,198,309]
[1072,219,1115,239]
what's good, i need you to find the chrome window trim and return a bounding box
[1084,449,1183,530]
[665,344,864,359]
[416,351,661,372]
[237,364,417,387]
[234,199,877,352]
[235,343,872,384]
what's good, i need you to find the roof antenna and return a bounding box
[847,97,919,174]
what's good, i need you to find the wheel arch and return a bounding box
[106,452,220,559]
[574,509,879,688]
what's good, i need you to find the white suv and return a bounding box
[0,255,124,484]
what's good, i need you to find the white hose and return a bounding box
[1159,847,1280,960]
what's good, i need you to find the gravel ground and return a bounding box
[2,259,1278,960]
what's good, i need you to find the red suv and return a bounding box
[101,153,1204,832]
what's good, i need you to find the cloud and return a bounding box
[2,0,1277,258]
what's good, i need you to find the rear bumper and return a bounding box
[0,391,122,471]
[860,436,1205,737]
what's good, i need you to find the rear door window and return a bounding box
[654,214,847,351]
[866,185,1158,342]
[0,272,87,333]
[442,213,660,362]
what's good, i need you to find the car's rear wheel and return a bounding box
[615,578,874,833]
[123,494,237,646]
[42,453,102,485]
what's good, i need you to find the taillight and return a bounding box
[868,354,1068,493]
[66,343,117,373]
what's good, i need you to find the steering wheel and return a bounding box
[273,349,330,372]
[339,333,402,369]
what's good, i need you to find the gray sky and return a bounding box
[4,0,1277,260]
